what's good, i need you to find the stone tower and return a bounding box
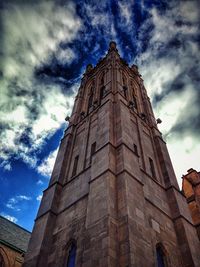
[24,42,200,267]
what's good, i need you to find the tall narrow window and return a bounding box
[88,93,93,112]
[156,245,166,267]
[72,155,79,177]
[100,86,105,99]
[132,95,137,110]
[0,254,5,267]
[67,243,76,267]
[149,157,156,178]
[122,75,126,86]
[101,74,104,85]
[123,86,128,99]
[90,142,96,163]
[134,144,138,156]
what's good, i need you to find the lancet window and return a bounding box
[156,244,167,267]
[122,74,128,99]
[149,157,156,179]
[88,93,93,112]
[67,242,76,267]
[132,95,137,110]
[72,155,79,177]
[90,142,96,163]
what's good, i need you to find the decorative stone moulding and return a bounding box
[156,118,162,124]
[140,113,146,120]
[65,116,70,122]
[80,111,85,119]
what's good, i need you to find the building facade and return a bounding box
[182,168,200,241]
[24,42,200,267]
[0,215,30,267]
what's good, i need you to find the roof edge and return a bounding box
[0,215,31,234]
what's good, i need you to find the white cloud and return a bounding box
[37,180,43,185]
[135,1,200,187]
[155,88,196,135]
[0,162,12,171]
[5,195,31,211]
[56,48,76,65]
[37,148,58,177]
[167,136,200,184]
[36,195,42,201]
[180,1,200,23]
[17,195,31,201]
[0,213,18,223]
[118,2,132,26]
[82,2,117,41]
[6,197,18,210]
[84,4,110,28]
[6,203,20,211]
[0,1,81,171]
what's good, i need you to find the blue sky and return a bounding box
[0,0,200,231]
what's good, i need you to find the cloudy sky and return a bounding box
[0,0,199,231]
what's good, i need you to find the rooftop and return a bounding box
[0,215,31,253]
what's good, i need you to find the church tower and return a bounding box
[24,42,200,267]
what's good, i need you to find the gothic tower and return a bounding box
[24,42,200,267]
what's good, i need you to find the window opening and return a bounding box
[72,155,79,177]
[0,254,5,267]
[132,95,137,109]
[122,75,126,86]
[149,157,156,178]
[156,246,166,267]
[100,86,105,99]
[67,243,76,267]
[88,93,93,112]
[90,142,96,163]
[123,86,128,99]
[101,74,104,85]
[134,144,138,156]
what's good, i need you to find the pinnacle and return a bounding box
[108,41,118,53]
[109,41,117,50]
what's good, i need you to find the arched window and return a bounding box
[88,93,93,112]
[101,74,104,85]
[67,243,76,267]
[122,75,126,86]
[123,86,128,99]
[149,157,156,179]
[156,245,167,267]
[90,142,96,163]
[100,86,105,100]
[72,155,79,177]
[132,95,137,110]
[122,74,128,99]
[0,254,5,267]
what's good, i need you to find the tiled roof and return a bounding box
[0,216,31,252]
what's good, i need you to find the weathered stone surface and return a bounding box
[0,216,30,267]
[182,168,200,241]
[24,42,200,267]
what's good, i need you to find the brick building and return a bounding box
[182,168,200,241]
[0,215,30,267]
[24,42,200,266]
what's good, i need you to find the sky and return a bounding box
[0,0,199,231]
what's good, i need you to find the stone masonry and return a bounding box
[24,42,200,267]
[0,215,30,267]
[182,168,200,241]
